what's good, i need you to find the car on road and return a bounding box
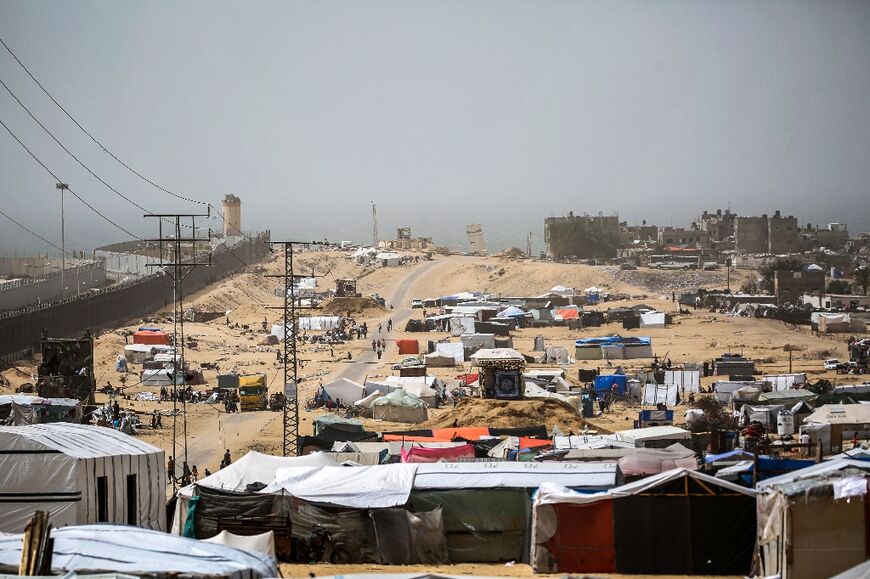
[824,358,841,370]
[619,263,637,270]
[411,299,423,309]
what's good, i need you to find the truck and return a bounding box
[238,374,268,411]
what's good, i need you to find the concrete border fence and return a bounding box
[0,236,270,363]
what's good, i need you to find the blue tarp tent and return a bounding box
[496,306,527,319]
[575,335,651,347]
[704,449,756,463]
[594,374,627,395]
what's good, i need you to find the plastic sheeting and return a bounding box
[0,525,277,578]
[435,342,465,363]
[643,383,678,406]
[413,461,617,490]
[664,370,701,392]
[401,444,475,463]
[616,443,698,476]
[203,530,276,557]
[262,464,417,508]
[639,312,666,328]
[322,378,366,403]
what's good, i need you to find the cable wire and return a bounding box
[0,116,144,240]
[0,207,72,256]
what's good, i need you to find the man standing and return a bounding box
[167,456,175,484]
[223,448,232,466]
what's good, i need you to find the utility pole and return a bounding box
[371,202,378,247]
[56,183,68,299]
[267,240,328,456]
[145,210,211,488]
[527,232,533,258]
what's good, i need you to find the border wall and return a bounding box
[0,235,270,362]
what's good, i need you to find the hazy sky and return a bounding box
[1,1,869,254]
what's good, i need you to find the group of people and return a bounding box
[158,385,203,403]
[167,449,232,487]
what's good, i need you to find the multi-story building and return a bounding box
[700,209,736,242]
[544,212,620,260]
[658,227,711,249]
[735,211,800,254]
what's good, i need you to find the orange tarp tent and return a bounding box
[132,330,171,345]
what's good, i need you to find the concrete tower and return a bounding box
[222,194,241,237]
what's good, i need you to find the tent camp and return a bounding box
[532,469,756,575]
[0,423,165,532]
[0,525,277,578]
[639,312,666,328]
[0,395,81,425]
[757,459,870,579]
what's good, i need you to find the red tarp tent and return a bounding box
[396,339,420,354]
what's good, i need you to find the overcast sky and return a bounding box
[1,1,869,254]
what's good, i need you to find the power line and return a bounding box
[0,36,206,208]
[0,35,271,254]
[0,116,144,240]
[0,207,71,256]
[0,76,193,231]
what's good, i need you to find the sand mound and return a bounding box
[425,397,586,433]
[320,297,386,316]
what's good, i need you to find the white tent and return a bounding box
[322,378,366,403]
[643,383,679,406]
[0,424,165,533]
[141,368,175,386]
[435,342,465,363]
[123,343,153,363]
[0,525,277,578]
[664,369,701,392]
[639,311,666,328]
[762,373,807,391]
[372,388,429,423]
[262,463,417,508]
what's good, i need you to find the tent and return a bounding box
[0,525,277,578]
[0,395,81,425]
[424,352,457,367]
[532,469,756,575]
[396,339,420,355]
[642,383,678,406]
[613,425,691,448]
[322,378,366,403]
[638,312,666,328]
[594,374,627,395]
[762,373,807,391]
[435,342,465,363]
[0,424,165,533]
[757,459,870,579]
[372,389,429,423]
[495,305,528,319]
[123,343,154,363]
[664,369,701,392]
[132,330,171,345]
[401,444,476,463]
[616,443,698,476]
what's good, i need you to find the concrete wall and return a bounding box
[0,262,106,312]
[0,255,66,277]
[768,213,800,254]
[735,216,768,253]
[0,235,270,361]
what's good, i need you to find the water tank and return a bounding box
[777,410,795,436]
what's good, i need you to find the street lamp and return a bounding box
[56,182,69,299]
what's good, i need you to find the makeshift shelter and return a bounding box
[203,530,276,557]
[642,383,678,406]
[594,374,627,395]
[804,404,870,453]
[396,339,420,355]
[435,342,464,363]
[470,348,526,400]
[0,423,165,532]
[664,369,701,392]
[425,352,457,367]
[763,373,807,391]
[132,330,171,345]
[372,389,429,423]
[574,336,653,360]
[617,443,698,476]
[314,414,364,436]
[401,444,475,463]
[461,333,495,352]
[613,425,691,448]
[757,459,870,579]
[321,378,366,404]
[123,343,154,363]
[366,376,442,407]
[532,469,756,575]
[0,395,81,425]
[0,525,277,578]
[638,311,666,328]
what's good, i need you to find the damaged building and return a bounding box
[544,212,620,260]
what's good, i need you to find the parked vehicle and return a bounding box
[824,359,841,370]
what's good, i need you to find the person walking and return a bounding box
[191,465,199,482]
[167,456,175,484]
[372,339,376,352]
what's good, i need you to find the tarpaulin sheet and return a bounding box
[594,374,627,394]
[401,444,476,463]
[0,524,277,579]
[643,384,678,406]
[435,342,465,363]
[132,330,171,345]
[396,340,420,354]
[262,464,417,508]
[664,370,701,392]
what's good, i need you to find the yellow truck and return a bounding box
[238,374,268,411]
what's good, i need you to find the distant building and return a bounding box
[700,209,736,241]
[774,266,825,305]
[658,227,710,249]
[466,223,486,255]
[380,228,432,251]
[221,194,241,237]
[544,212,620,260]
[803,223,850,250]
[735,211,799,254]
